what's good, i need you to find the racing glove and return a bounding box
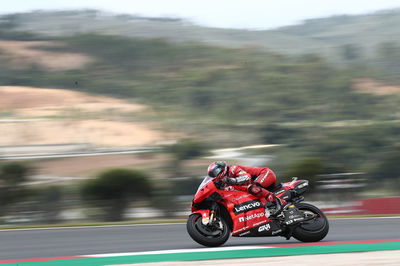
[225,177,237,185]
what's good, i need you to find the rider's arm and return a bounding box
[228,165,252,185]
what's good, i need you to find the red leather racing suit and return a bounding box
[223,164,285,214]
[226,165,277,189]
[223,165,279,203]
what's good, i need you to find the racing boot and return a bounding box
[268,196,286,218]
[247,184,286,218]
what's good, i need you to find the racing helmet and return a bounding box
[207,161,227,178]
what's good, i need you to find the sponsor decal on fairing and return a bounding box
[257,223,271,232]
[252,220,267,227]
[238,231,251,236]
[238,212,265,222]
[272,229,283,235]
[232,226,249,234]
[233,200,263,215]
[233,194,252,201]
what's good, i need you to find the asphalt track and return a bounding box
[0,217,399,261]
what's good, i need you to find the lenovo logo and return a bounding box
[233,200,263,215]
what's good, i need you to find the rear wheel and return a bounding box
[292,203,329,242]
[186,213,230,247]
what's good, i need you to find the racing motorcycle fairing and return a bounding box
[187,175,328,246]
[219,189,270,236]
[192,178,273,236]
[191,176,311,237]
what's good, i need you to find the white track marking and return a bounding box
[83,246,273,258]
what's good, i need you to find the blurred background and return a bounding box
[0,1,399,225]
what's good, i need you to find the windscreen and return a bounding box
[196,176,214,193]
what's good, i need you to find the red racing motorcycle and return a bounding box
[187,176,329,247]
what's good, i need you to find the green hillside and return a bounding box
[0,10,399,182]
[3,9,400,60]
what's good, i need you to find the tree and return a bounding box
[340,44,361,61]
[370,150,400,182]
[376,42,400,80]
[167,139,207,161]
[0,162,32,217]
[151,177,202,218]
[81,169,152,221]
[261,124,304,145]
[166,139,207,177]
[287,158,324,191]
[377,42,400,59]
[34,186,63,224]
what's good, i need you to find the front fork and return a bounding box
[194,202,218,226]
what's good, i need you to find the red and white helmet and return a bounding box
[207,161,227,178]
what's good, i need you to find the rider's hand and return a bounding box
[225,177,237,185]
[214,179,224,189]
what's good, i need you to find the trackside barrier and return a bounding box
[321,197,400,216]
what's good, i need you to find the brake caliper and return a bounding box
[198,210,211,225]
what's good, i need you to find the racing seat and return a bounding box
[266,183,283,192]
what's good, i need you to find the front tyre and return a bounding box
[187,213,230,247]
[292,203,329,242]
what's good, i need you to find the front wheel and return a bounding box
[187,213,230,247]
[292,202,329,242]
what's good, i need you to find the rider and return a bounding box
[207,161,286,217]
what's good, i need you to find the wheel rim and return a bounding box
[194,216,224,238]
[298,210,326,231]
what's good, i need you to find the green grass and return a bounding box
[4,241,400,265]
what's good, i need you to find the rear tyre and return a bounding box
[187,213,230,247]
[292,203,329,242]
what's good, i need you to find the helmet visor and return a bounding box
[209,167,222,178]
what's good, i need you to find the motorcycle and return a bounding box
[187,176,329,247]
